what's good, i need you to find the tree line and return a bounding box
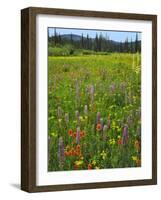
[48,29,141,53]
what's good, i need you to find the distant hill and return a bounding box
[60,34,82,41]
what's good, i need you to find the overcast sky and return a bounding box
[48,27,141,42]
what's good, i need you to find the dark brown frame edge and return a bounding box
[21,7,157,193]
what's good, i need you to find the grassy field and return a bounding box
[48,53,141,171]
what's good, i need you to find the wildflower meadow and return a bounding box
[48,28,141,171]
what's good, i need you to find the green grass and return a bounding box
[48,53,141,171]
[48,46,110,56]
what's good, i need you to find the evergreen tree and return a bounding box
[70,33,73,44]
[86,34,89,49]
[58,34,61,45]
[95,33,99,52]
[130,38,133,53]
[124,37,129,53]
[135,33,138,53]
[54,28,57,45]
[98,33,103,51]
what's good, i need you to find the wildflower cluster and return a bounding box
[48,53,141,171]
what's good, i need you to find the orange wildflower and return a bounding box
[65,151,70,156]
[75,151,80,156]
[71,148,75,156]
[80,131,85,138]
[96,123,102,131]
[76,144,80,151]
[68,150,72,156]
[88,163,92,170]
[118,138,122,145]
[73,151,78,156]
[68,129,73,136]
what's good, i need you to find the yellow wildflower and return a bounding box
[51,132,57,137]
[95,166,100,169]
[117,135,121,139]
[79,116,85,122]
[100,150,107,160]
[109,138,116,145]
[58,119,62,123]
[132,156,137,161]
[79,116,83,120]
[75,160,83,166]
[92,160,96,166]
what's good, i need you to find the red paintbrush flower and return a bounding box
[96,123,102,131]
[68,129,73,136]
[88,163,92,170]
[118,138,122,145]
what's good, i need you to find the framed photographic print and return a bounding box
[21,7,157,192]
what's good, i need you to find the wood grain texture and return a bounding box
[21,7,157,192]
[21,8,30,192]
[21,7,36,192]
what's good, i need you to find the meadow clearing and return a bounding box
[48,53,141,171]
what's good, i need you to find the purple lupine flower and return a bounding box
[76,127,80,143]
[84,105,88,115]
[57,106,62,119]
[96,112,101,124]
[103,125,108,140]
[58,137,65,164]
[122,125,129,145]
[64,113,69,124]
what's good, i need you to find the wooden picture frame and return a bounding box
[21,7,157,192]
